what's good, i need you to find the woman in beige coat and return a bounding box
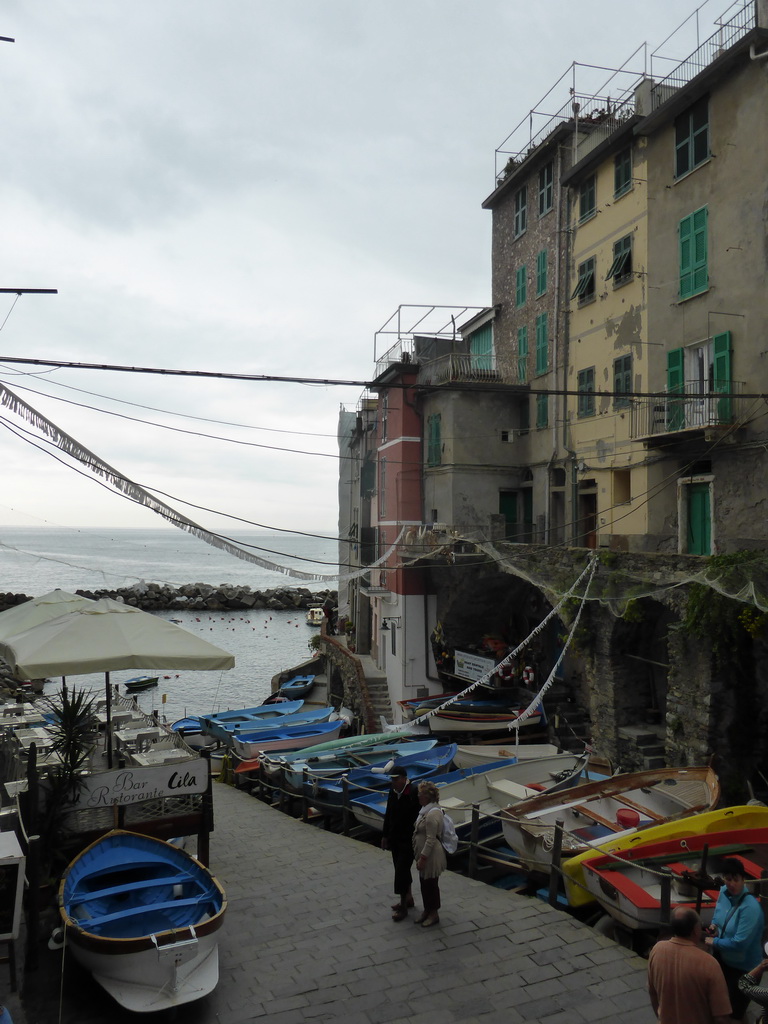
[411,780,447,928]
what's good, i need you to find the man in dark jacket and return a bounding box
[381,767,420,921]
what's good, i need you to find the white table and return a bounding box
[13,727,54,751]
[95,708,134,728]
[114,726,164,752]
[130,747,197,767]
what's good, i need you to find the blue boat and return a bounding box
[278,673,316,700]
[172,699,306,745]
[277,738,440,790]
[231,719,345,759]
[201,705,336,746]
[304,742,458,807]
[58,829,227,1012]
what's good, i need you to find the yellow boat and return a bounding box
[562,804,768,907]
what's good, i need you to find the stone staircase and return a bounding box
[353,654,394,727]
[617,725,666,771]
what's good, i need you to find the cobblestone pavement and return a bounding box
[11,781,657,1024]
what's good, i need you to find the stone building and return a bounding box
[337,1,768,796]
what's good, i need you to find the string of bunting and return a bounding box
[390,556,599,733]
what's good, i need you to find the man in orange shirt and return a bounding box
[648,907,732,1024]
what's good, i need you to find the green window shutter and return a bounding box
[713,330,732,422]
[427,415,442,467]
[536,393,548,428]
[536,250,547,295]
[680,207,708,299]
[516,266,527,307]
[535,313,548,374]
[666,347,685,430]
[469,323,493,371]
[692,207,708,294]
[517,325,528,382]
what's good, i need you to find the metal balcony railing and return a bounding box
[630,380,745,439]
[417,352,502,386]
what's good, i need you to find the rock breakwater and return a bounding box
[0,583,337,615]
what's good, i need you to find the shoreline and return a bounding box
[0,582,337,614]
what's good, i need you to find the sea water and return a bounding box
[0,527,340,722]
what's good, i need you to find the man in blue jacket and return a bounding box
[704,857,764,1020]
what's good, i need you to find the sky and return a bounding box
[0,0,727,541]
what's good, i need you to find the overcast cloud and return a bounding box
[0,0,723,540]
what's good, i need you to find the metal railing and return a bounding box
[630,380,745,438]
[649,1,756,106]
[417,352,502,386]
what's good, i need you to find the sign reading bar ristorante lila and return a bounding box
[69,760,208,809]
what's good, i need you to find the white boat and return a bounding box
[351,751,590,839]
[500,765,721,876]
[453,743,560,769]
[58,830,227,1012]
[306,607,325,627]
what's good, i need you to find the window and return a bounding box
[517,325,528,382]
[538,161,553,216]
[675,95,709,178]
[571,256,596,305]
[614,147,632,197]
[520,399,530,434]
[515,265,527,307]
[536,393,548,428]
[613,469,631,505]
[427,414,441,467]
[579,174,596,221]
[577,367,595,417]
[536,250,547,296]
[666,331,732,430]
[381,393,388,441]
[679,206,708,300]
[514,185,527,237]
[606,235,632,286]
[379,458,387,516]
[535,312,548,374]
[613,354,632,408]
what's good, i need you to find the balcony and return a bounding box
[630,381,745,443]
[417,352,502,386]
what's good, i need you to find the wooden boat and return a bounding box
[230,719,344,759]
[350,751,590,838]
[306,743,458,808]
[453,743,560,769]
[306,607,325,627]
[58,830,227,1012]
[580,826,768,931]
[426,705,544,734]
[500,765,720,876]
[124,675,159,692]
[201,705,335,746]
[562,804,768,908]
[239,733,434,777]
[278,673,316,700]
[277,739,440,789]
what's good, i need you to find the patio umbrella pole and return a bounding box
[106,670,112,769]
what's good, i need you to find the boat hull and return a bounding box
[563,803,768,907]
[501,765,720,878]
[59,829,226,1013]
[231,720,344,759]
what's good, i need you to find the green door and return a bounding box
[499,492,517,540]
[687,483,711,555]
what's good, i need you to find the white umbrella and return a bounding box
[0,590,94,643]
[0,598,235,766]
[0,598,234,678]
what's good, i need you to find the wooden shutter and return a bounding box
[713,330,732,422]
[667,348,685,430]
